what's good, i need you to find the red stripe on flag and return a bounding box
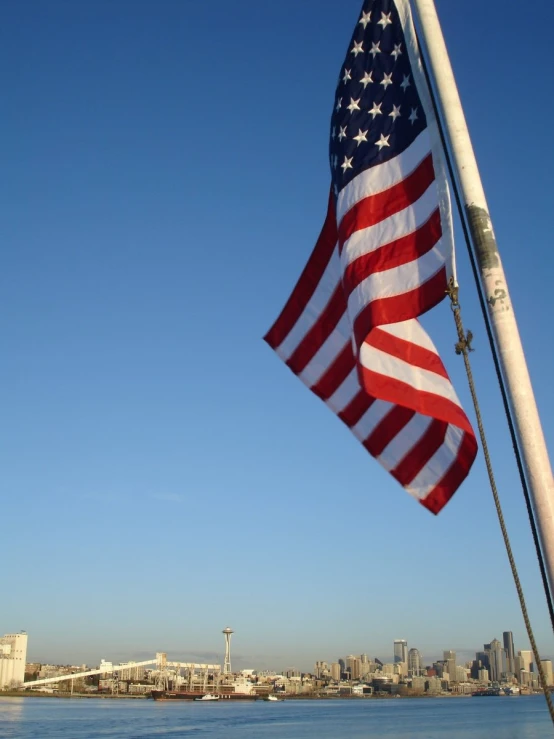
[391,419,448,486]
[338,390,374,427]
[365,326,450,380]
[352,266,447,346]
[364,405,415,457]
[286,285,345,374]
[358,363,474,435]
[342,209,442,294]
[311,343,355,400]
[264,189,337,350]
[420,432,478,514]
[338,154,435,252]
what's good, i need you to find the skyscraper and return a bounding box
[476,650,490,672]
[518,650,533,673]
[408,648,422,677]
[503,632,515,675]
[487,639,506,682]
[314,661,328,678]
[541,660,553,687]
[394,640,408,665]
[347,655,362,680]
[443,651,456,681]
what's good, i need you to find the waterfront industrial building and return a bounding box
[0,632,28,689]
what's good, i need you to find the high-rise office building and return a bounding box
[360,654,371,678]
[476,650,490,672]
[0,633,28,689]
[503,632,515,675]
[478,668,489,683]
[519,670,532,687]
[487,639,506,682]
[330,663,341,681]
[518,650,532,673]
[346,655,362,680]
[408,648,422,676]
[443,651,456,681]
[433,661,446,678]
[314,661,328,678]
[394,640,408,665]
[541,660,553,686]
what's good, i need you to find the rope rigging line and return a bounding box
[415,30,554,635]
[447,281,554,726]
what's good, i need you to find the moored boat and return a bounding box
[152,689,258,701]
[194,693,219,701]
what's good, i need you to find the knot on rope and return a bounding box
[447,278,474,355]
[455,330,474,355]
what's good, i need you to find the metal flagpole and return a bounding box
[412,0,554,597]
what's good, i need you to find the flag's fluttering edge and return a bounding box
[264,0,477,513]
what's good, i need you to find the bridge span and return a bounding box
[22,654,221,688]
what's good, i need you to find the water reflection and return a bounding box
[0,697,24,722]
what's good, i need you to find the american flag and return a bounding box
[264,0,477,514]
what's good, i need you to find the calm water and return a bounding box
[0,696,551,738]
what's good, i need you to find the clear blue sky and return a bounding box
[2,0,554,671]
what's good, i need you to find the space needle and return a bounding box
[222,627,234,674]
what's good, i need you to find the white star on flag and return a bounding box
[375,133,390,149]
[341,155,353,172]
[359,10,371,28]
[368,101,382,118]
[391,44,402,59]
[369,42,381,58]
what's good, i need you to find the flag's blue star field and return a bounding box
[330,0,427,194]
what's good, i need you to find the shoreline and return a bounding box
[0,690,539,702]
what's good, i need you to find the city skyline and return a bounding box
[6,630,552,696]
[9,627,551,676]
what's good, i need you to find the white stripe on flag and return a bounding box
[336,130,432,224]
[351,400,394,442]
[377,414,434,472]
[326,368,360,414]
[340,183,439,268]
[347,246,446,320]
[378,320,438,354]
[359,342,462,405]
[275,246,340,362]
[405,424,464,500]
